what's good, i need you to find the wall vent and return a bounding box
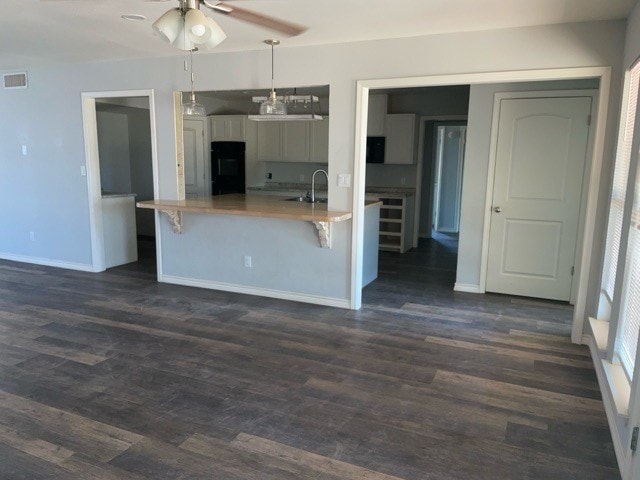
[3,72,28,89]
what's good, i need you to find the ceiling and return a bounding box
[0,0,635,71]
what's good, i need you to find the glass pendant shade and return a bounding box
[152,8,182,44]
[260,91,287,116]
[182,93,206,116]
[202,17,227,48]
[185,9,211,44]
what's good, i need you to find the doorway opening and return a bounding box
[352,69,611,345]
[81,90,160,275]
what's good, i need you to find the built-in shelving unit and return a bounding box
[376,196,413,253]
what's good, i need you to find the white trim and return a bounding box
[413,118,426,247]
[0,253,94,272]
[161,274,351,309]
[453,282,483,293]
[587,334,628,474]
[81,89,161,274]
[350,83,369,310]
[479,89,598,301]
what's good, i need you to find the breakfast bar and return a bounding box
[138,194,380,249]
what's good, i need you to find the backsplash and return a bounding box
[366,164,417,188]
[264,162,329,184]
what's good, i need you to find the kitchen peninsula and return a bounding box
[138,194,381,250]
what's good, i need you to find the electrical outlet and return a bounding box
[400,176,406,185]
[29,231,35,242]
[338,174,351,187]
[80,165,87,176]
[299,174,305,182]
[266,172,272,179]
[244,255,252,268]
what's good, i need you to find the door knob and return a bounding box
[492,206,502,213]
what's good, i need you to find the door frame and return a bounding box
[350,67,611,346]
[479,89,598,304]
[413,115,468,244]
[433,124,466,234]
[81,89,161,275]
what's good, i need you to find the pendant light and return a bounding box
[182,47,206,116]
[259,39,287,116]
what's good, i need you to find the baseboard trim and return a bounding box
[453,283,482,293]
[0,252,95,272]
[160,274,351,309]
[586,334,626,476]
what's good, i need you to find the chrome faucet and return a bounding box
[311,169,328,203]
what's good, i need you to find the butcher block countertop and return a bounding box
[137,194,380,223]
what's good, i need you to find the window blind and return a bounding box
[601,68,640,302]
[619,175,640,378]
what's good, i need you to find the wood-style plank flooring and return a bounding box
[0,235,619,479]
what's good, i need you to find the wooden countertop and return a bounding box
[137,194,364,223]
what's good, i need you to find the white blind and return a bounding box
[619,173,640,377]
[602,67,640,301]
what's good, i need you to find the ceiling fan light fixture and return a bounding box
[202,17,227,48]
[185,8,212,43]
[152,8,182,44]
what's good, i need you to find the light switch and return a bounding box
[21,145,27,156]
[80,165,87,176]
[337,174,351,187]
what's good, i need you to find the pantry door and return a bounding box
[485,96,591,301]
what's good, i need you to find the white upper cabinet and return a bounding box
[309,118,329,163]
[256,122,282,161]
[385,114,416,164]
[282,122,310,162]
[209,115,246,141]
[367,95,388,136]
[254,119,329,163]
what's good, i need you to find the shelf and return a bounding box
[380,205,403,210]
[379,244,401,251]
[379,231,401,236]
[379,218,402,224]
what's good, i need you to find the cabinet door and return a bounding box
[209,116,246,141]
[385,114,416,164]
[256,122,282,161]
[183,118,206,197]
[209,117,228,141]
[226,116,246,141]
[367,95,387,136]
[282,122,309,162]
[309,118,329,163]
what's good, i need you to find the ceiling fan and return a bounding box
[42,0,307,43]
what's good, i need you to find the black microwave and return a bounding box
[366,136,385,164]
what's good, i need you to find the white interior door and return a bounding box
[433,125,466,233]
[183,118,206,198]
[486,96,591,301]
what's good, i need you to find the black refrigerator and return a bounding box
[211,141,245,196]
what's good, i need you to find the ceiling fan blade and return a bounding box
[206,2,307,37]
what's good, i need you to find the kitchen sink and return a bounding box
[285,196,327,203]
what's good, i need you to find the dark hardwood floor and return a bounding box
[0,235,619,479]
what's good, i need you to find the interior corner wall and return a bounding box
[0,20,625,305]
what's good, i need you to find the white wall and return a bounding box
[0,20,625,306]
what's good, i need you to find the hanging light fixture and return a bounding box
[153,0,226,52]
[259,39,287,116]
[182,48,206,116]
